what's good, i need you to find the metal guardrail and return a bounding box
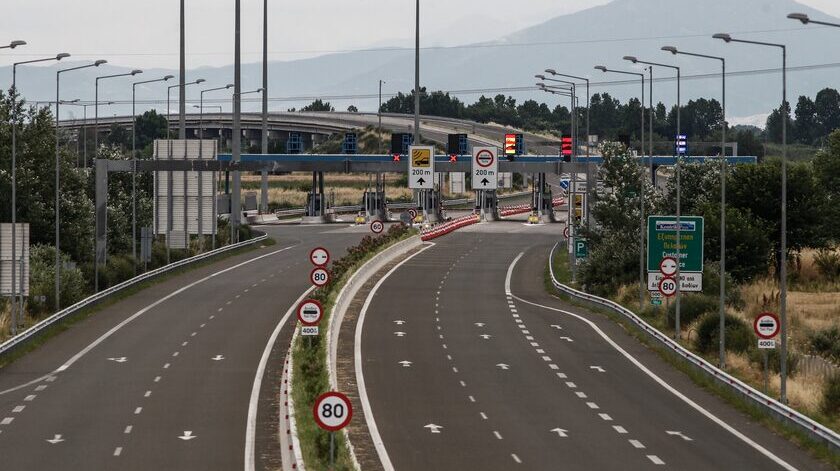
[0,234,269,359]
[547,243,840,453]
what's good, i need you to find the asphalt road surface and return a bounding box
[357,227,828,470]
[0,224,370,470]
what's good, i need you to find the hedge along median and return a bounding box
[290,224,416,470]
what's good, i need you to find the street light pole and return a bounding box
[595,65,646,312]
[57,60,106,311]
[132,75,173,274]
[714,32,788,403]
[260,0,270,214]
[11,50,69,332]
[232,0,242,244]
[663,45,726,362]
[414,0,421,143]
[180,0,186,139]
[545,69,591,231]
[379,79,386,153]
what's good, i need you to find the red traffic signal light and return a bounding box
[561,136,573,162]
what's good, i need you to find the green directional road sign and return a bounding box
[575,238,588,258]
[647,216,704,272]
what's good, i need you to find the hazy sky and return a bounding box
[2,0,837,70]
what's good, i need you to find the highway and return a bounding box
[354,228,829,470]
[0,225,369,470]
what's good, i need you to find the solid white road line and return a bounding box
[505,252,800,471]
[0,244,299,397]
[244,285,314,471]
[355,244,433,471]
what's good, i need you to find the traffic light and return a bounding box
[561,136,573,162]
[447,133,468,156]
[675,134,688,156]
[391,133,414,155]
[342,132,357,154]
[504,133,523,161]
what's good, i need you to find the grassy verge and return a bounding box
[544,252,840,469]
[0,237,274,370]
[291,226,416,470]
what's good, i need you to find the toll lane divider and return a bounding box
[499,197,564,217]
[547,243,840,453]
[420,214,480,241]
[0,234,268,360]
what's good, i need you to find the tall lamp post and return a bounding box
[200,84,234,140]
[413,0,421,143]
[714,32,789,403]
[131,75,174,274]
[379,79,386,153]
[594,65,646,312]
[95,70,143,155]
[545,69,592,231]
[57,60,107,311]
[10,49,68,332]
[662,45,727,367]
[625,55,684,338]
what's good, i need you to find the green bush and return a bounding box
[808,326,840,363]
[28,245,88,316]
[748,348,800,377]
[814,249,840,280]
[694,312,751,355]
[667,294,717,329]
[821,374,840,418]
[98,254,136,290]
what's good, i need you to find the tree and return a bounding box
[793,95,818,145]
[134,110,168,153]
[813,129,840,242]
[301,99,334,112]
[346,105,358,113]
[815,88,840,137]
[765,101,793,144]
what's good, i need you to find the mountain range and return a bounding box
[3,0,839,126]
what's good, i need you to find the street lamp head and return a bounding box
[226,83,234,89]
[712,33,732,43]
[544,68,557,75]
[56,53,71,60]
[661,46,678,55]
[9,40,27,48]
[594,65,608,73]
[130,69,143,76]
[164,74,175,81]
[536,83,545,88]
[623,55,638,63]
[787,12,810,24]
[94,60,108,66]
[534,74,546,80]
[196,78,206,84]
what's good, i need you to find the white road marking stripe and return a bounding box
[549,364,559,370]
[459,381,466,387]
[217,308,223,312]
[354,244,434,471]
[511,454,522,463]
[576,392,587,398]
[556,373,567,378]
[200,323,206,328]
[114,447,123,456]
[526,336,534,341]
[647,455,665,465]
[629,440,645,449]
[447,355,453,361]
[144,391,152,398]
[154,376,161,383]
[0,245,300,398]
[182,341,188,347]
[12,406,24,413]
[191,332,197,337]
[1,417,13,425]
[125,425,133,434]
[493,431,503,440]
[172,352,179,357]
[565,382,576,388]
[163,363,170,369]
[522,330,530,334]
[530,342,539,347]
[505,252,800,471]
[536,349,545,354]
[480,412,488,420]
[613,425,628,434]
[452,367,458,373]
[468,395,475,403]
[134,407,142,415]
[35,385,47,391]
[24,395,35,402]
[599,414,613,421]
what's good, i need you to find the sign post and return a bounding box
[754,312,780,394]
[313,391,353,470]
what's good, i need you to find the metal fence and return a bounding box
[547,243,840,453]
[0,234,268,359]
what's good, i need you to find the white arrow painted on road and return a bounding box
[496,363,510,370]
[394,332,406,337]
[211,355,225,361]
[179,431,197,440]
[549,428,568,438]
[560,336,574,342]
[46,434,65,444]
[479,334,492,340]
[424,424,443,433]
[666,431,693,441]
[550,325,562,330]
[398,360,413,368]
[474,322,486,327]
[107,357,128,363]
[590,366,605,373]
[393,320,406,325]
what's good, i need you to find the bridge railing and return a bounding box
[547,243,840,453]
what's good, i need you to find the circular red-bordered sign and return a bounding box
[408,209,418,219]
[753,312,780,339]
[297,299,323,326]
[309,247,330,267]
[659,256,678,277]
[313,391,353,432]
[310,267,330,287]
[475,149,495,168]
[658,276,677,297]
[563,226,570,239]
[371,220,384,234]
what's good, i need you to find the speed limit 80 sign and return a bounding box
[313,391,353,432]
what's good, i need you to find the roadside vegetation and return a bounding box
[290,224,414,470]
